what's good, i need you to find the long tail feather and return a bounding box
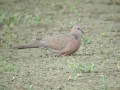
[13,44,40,49]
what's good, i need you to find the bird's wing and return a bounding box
[40,34,71,50]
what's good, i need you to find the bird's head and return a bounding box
[71,25,84,39]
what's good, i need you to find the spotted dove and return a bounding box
[14,25,84,56]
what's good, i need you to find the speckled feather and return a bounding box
[39,34,72,50]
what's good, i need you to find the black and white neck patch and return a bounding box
[71,33,79,40]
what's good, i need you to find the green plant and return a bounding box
[0,10,6,22]
[4,13,21,29]
[69,4,78,13]
[23,14,41,25]
[69,21,77,26]
[43,16,53,24]
[0,29,16,48]
[82,35,91,54]
[117,57,120,68]
[0,85,6,90]
[4,64,18,72]
[68,61,95,73]
[51,3,63,11]
[103,63,111,72]
[101,75,109,90]
[28,84,33,90]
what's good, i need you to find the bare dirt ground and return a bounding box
[0,0,120,90]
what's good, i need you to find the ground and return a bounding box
[0,0,120,90]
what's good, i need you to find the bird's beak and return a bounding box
[80,29,84,34]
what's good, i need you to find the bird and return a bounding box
[14,25,84,56]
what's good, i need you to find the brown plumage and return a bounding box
[14,25,84,56]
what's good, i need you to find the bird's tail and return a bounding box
[13,44,41,49]
[13,43,45,49]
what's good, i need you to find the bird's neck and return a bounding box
[71,33,79,40]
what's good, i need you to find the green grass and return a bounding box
[4,64,18,72]
[23,14,41,25]
[0,12,21,29]
[5,13,21,28]
[0,10,6,23]
[0,29,17,48]
[51,3,63,11]
[68,61,95,74]
[69,4,78,13]
[0,10,41,29]
[0,85,6,90]
[101,75,109,90]
[28,84,33,90]
[67,60,95,80]
[82,35,91,54]
[0,54,18,72]
[0,12,42,48]
[116,56,120,69]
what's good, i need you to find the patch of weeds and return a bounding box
[0,13,20,48]
[0,29,17,48]
[4,13,21,29]
[28,84,33,90]
[63,80,67,90]
[116,57,120,69]
[42,16,53,24]
[103,63,113,73]
[101,75,109,90]
[51,3,63,11]
[0,85,6,90]
[117,56,120,61]
[23,14,41,25]
[0,53,18,72]
[69,4,78,13]
[0,11,22,29]
[0,13,21,29]
[0,10,6,23]
[82,35,91,54]
[96,32,107,46]
[67,61,95,80]
[117,63,120,69]
[68,61,95,74]
[1,12,41,28]
[0,53,5,61]
[69,21,77,26]
[4,64,18,72]
[0,54,7,72]
[101,33,108,37]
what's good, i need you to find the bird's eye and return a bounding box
[78,28,80,30]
